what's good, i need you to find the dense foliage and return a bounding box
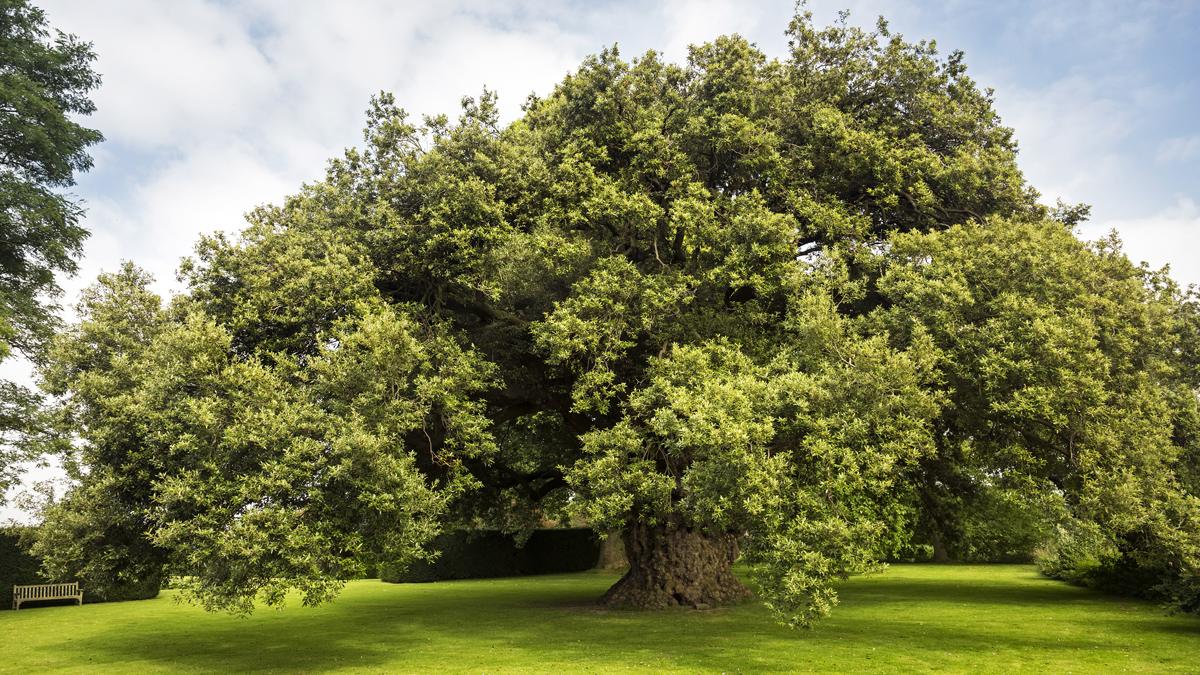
[877,220,1200,608]
[0,0,101,500]
[35,11,1200,626]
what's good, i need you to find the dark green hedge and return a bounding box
[1,527,43,608]
[381,528,601,583]
[1,526,160,608]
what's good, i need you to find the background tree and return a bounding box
[874,219,1200,607]
[34,263,166,600]
[38,250,496,611]
[0,0,102,500]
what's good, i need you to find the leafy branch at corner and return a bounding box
[0,0,102,501]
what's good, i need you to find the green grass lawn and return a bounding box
[1,564,1196,673]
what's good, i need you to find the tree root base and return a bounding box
[599,522,751,610]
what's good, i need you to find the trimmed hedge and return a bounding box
[1,527,43,609]
[381,528,602,583]
[518,529,605,575]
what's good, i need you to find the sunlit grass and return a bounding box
[2,564,1196,673]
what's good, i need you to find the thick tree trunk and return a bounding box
[931,537,949,562]
[599,521,750,609]
[930,526,951,563]
[595,529,628,570]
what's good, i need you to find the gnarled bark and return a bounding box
[595,529,628,570]
[600,521,750,609]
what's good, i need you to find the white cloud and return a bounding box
[992,74,1133,207]
[122,143,298,284]
[658,0,776,62]
[49,143,303,315]
[1027,1,1156,52]
[1080,196,1200,288]
[1157,135,1200,163]
[47,0,281,148]
[38,0,614,312]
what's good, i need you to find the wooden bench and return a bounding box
[12,582,83,610]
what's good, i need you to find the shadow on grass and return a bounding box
[51,570,1200,672]
[844,578,1096,607]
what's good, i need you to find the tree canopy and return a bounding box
[35,10,1200,626]
[0,0,101,501]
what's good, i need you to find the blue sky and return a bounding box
[3,0,1198,517]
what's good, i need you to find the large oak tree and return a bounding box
[36,11,1200,625]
